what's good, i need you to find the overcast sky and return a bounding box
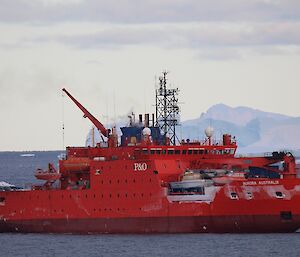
[0,0,300,150]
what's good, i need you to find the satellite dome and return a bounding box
[142,127,151,136]
[205,126,214,138]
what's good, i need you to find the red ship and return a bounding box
[1,72,300,233]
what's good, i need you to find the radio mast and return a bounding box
[155,71,180,145]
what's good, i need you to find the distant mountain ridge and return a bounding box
[182,104,300,154]
[197,104,290,126]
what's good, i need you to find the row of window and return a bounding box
[137,149,235,155]
[99,178,153,184]
[26,192,153,201]
[10,207,145,215]
[230,191,285,200]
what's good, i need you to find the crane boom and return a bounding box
[62,88,109,138]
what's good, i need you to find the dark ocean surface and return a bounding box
[0,151,300,257]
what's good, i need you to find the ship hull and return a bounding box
[1,215,299,234]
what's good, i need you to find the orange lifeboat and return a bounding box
[35,163,61,181]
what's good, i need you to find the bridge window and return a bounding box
[199,150,204,154]
[188,150,193,155]
[142,149,148,155]
[193,150,198,154]
[150,149,155,154]
[175,150,180,155]
[182,150,187,154]
[156,150,161,155]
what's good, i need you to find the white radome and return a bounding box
[142,127,151,136]
[205,126,214,138]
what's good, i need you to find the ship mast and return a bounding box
[155,71,180,145]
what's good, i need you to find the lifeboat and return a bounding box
[34,163,61,181]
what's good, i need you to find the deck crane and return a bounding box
[62,88,117,147]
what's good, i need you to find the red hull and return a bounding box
[1,215,299,234]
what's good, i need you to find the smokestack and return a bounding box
[152,113,155,127]
[145,114,149,127]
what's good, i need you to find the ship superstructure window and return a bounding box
[156,150,161,155]
[175,150,180,155]
[246,192,253,200]
[199,150,204,154]
[230,192,238,200]
[275,191,285,199]
[188,150,193,155]
[150,150,155,155]
[182,150,187,154]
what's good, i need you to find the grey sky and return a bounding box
[0,0,299,150]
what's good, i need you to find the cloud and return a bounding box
[28,22,300,50]
[0,0,300,24]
